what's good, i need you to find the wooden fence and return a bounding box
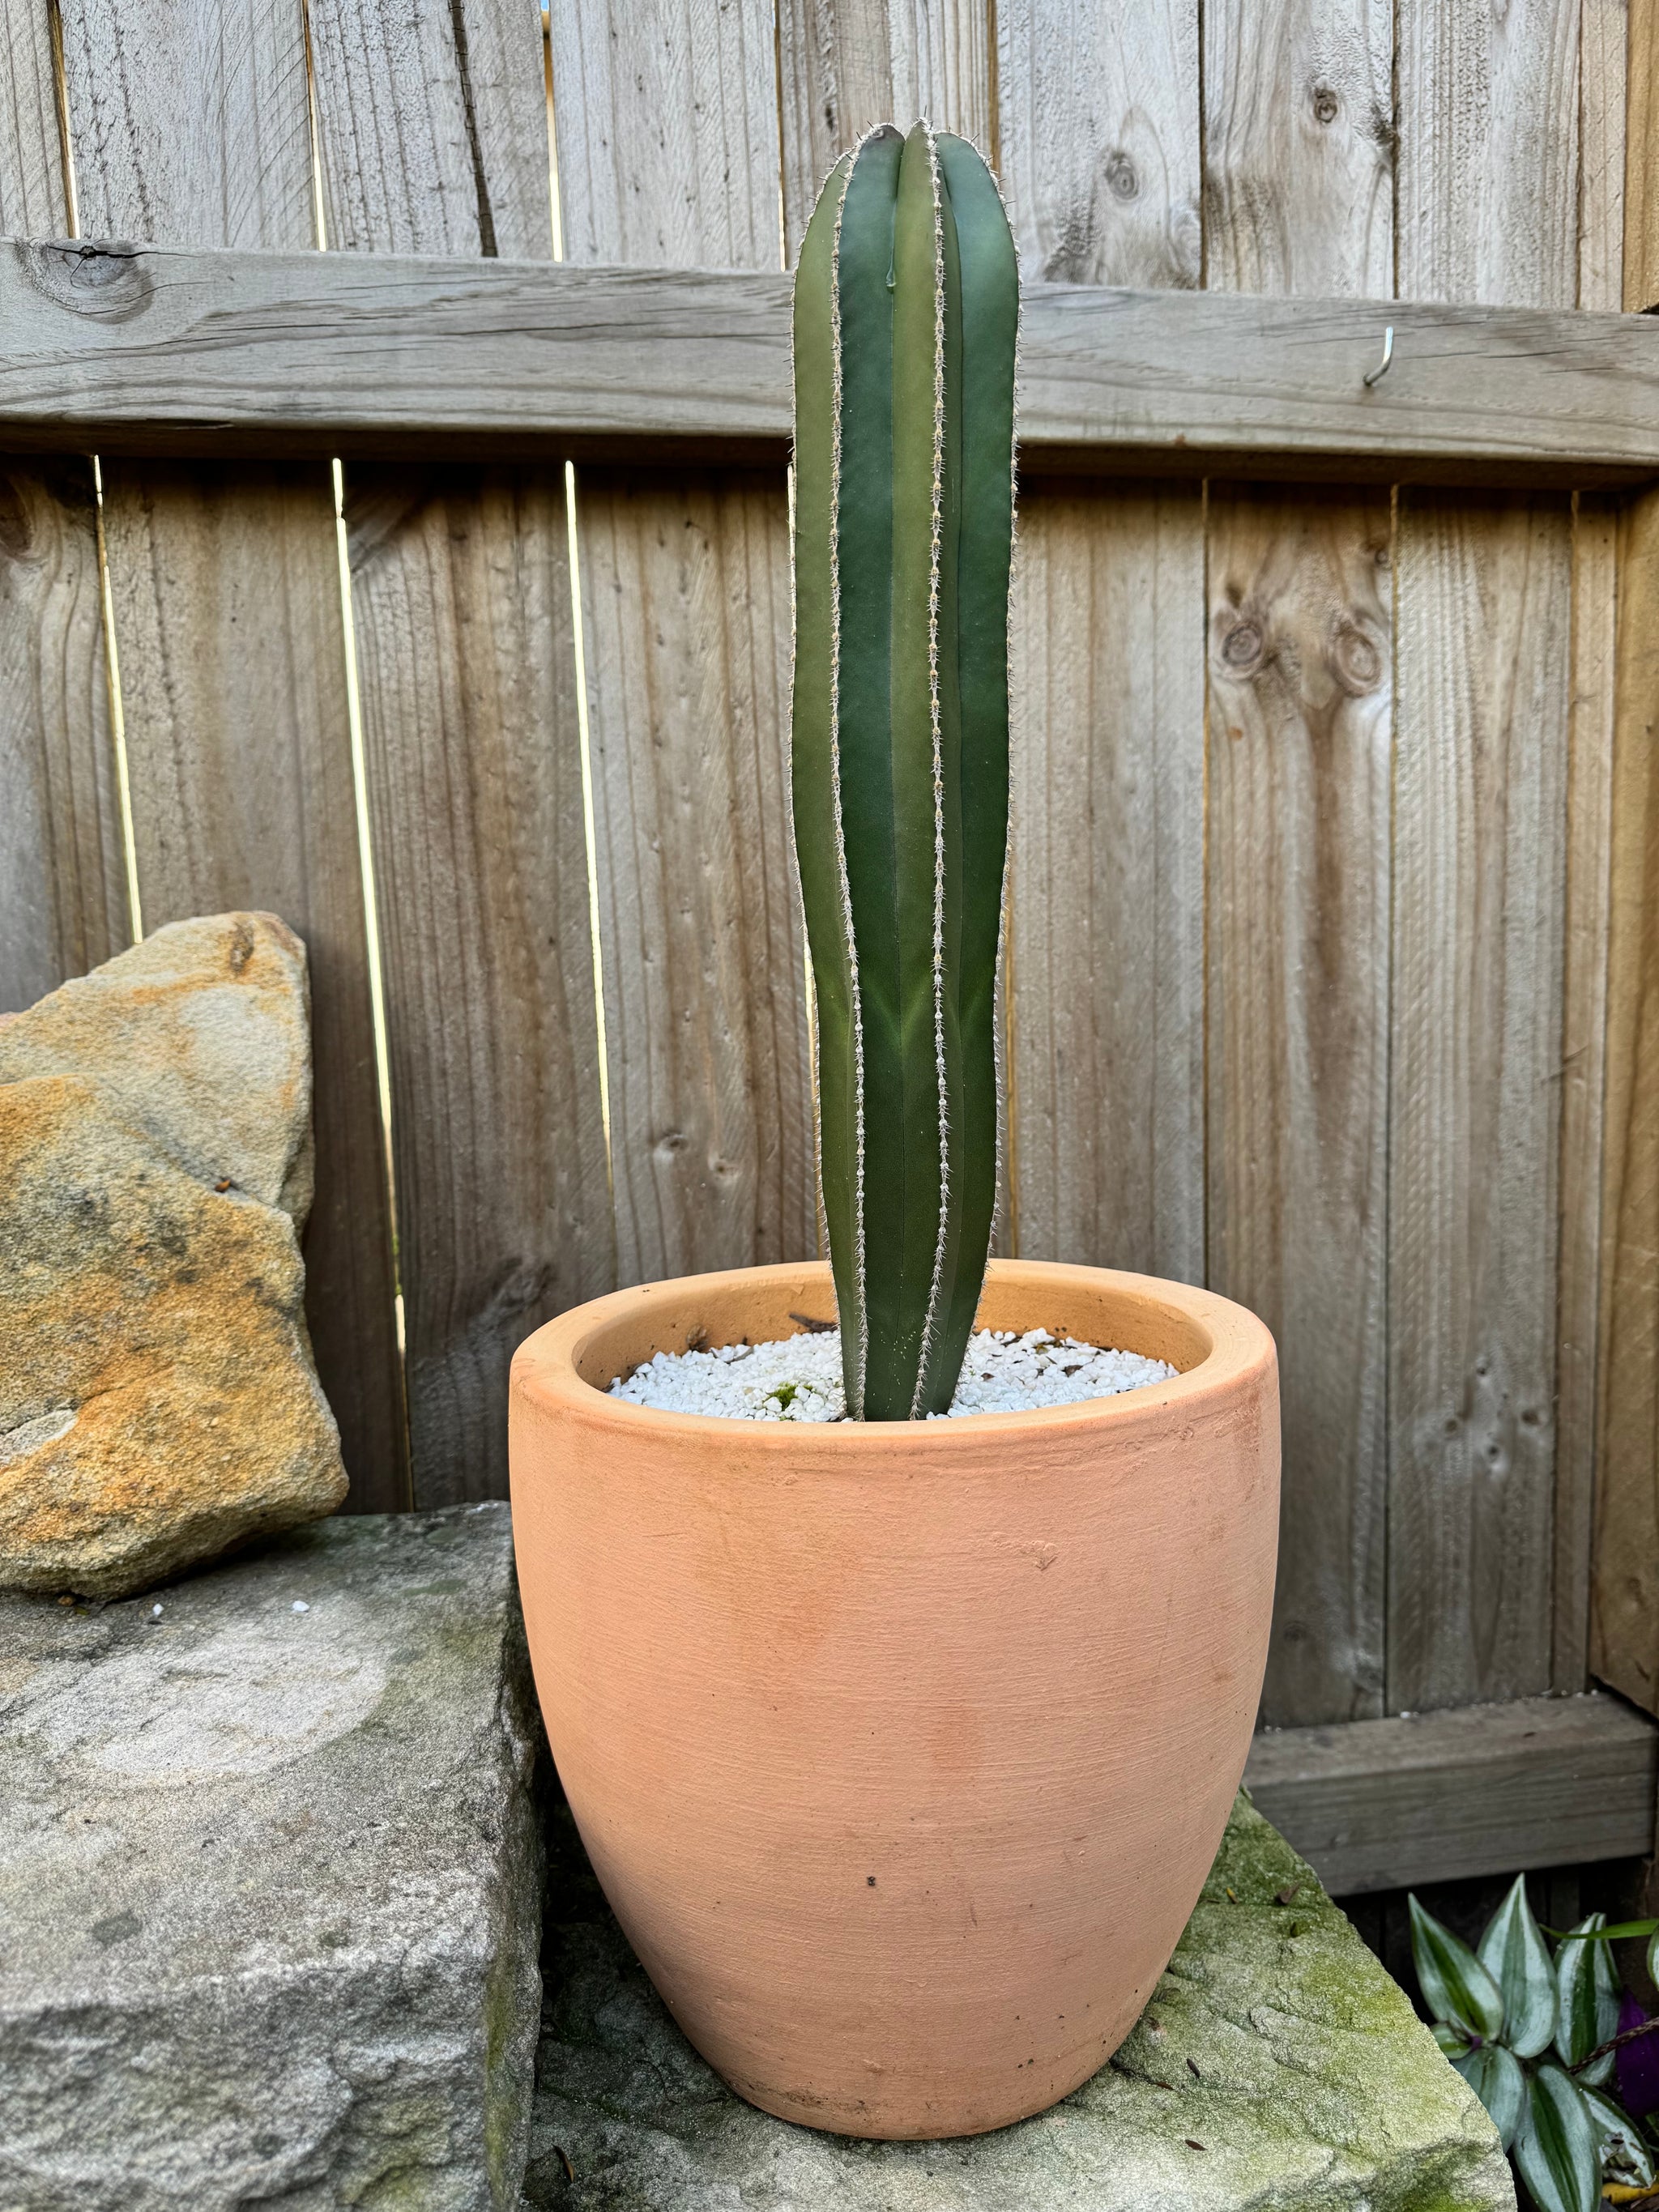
[6,0,1659,1890]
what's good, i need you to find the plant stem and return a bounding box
[1567,2014,1659,2073]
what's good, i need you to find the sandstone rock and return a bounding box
[0,1504,542,2212]
[525,1792,1515,2211]
[0,913,313,1225]
[0,1076,346,1598]
[0,914,341,1598]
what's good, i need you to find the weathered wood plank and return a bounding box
[552,1,816,1289]
[310,0,612,1507]
[307,0,552,261]
[1006,483,1204,1279]
[1397,0,1580,309]
[778,0,992,260]
[1244,1692,1659,1894]
[0,0,70,234]
[0,458,128,1012]
[341,468,612,1492]
[1555,492,1618,1694]
[1629,0,1659,312]
[1593,3,1659,1722]
[1201,0,1398,1735]
[1579,0,1627,313]
[0,4,128,1012]
[14,247,1659,479]
[1388,0,1582,1717]
[1203,0,1392,299]
[1387,491,1573,1713]
[994,6,1205,1280]
[57,0,407,1511]
[995,0,1198,289]
[1206,489,1392,1728]
[1592,485,1659,1718]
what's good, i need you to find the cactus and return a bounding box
[792,121,1018,1420]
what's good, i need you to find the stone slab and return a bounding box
[0,1505,541,2212]
[524,1793,1514,2211]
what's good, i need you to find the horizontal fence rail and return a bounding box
[1244,1693,1659,1895]
[6,238,1659,481]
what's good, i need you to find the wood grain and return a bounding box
[1579,0,1628,313]
[1593,487,1659,1716]
[18,249,1659,479]
[1006,484,1204,1280]
[0,0,70,234]
[310,0,612,1506]
[1203,0,1392,297]
[1244,1690,1659,1894]
[1397,0,1581,309]
[58,0,407,1510]
[1206,490,1392,1728]
[576,465,811,1282]
[551,0,816,1289]
[778,0,992,258]
[342,469,612,1491]
[992,4,1205,1284]
[1556,492,1618,1693]
[0,6,128,1011]
[1202,2,1397,1731]
[1388,0,1584,1717]
[1388,491,1573,1713]
[994,0,1199,289]
[0,458,127,1012]
[1625,0,1659,310]
[307,0,552,260]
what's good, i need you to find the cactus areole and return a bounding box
[792,121,1019,1421]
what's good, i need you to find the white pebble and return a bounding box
[292,1600,309,1613]
[150,1603,163,1618]
[608,1325,1175,1422]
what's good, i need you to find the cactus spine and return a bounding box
[792,121,1018,1420]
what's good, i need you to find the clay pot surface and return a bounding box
[510,1259,1278,2140]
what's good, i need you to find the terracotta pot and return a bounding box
[510,1258,1277,2140]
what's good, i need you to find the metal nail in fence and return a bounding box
[1363,326,1395,387]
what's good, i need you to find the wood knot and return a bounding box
[1103,151,1139,202]
[1328,620,1384,696]
[1219,618,1265,674]
[26,237,154,323]
[1311,83,1341,126]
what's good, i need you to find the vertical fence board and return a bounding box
[778,0,992,258]
[309,0,612,1507]
[1557,492,1618,1691]
[1203,0,1392,297]
[1593,26,1659,1715]
[1595,489,1659,1715]
[57,0,407,1511]
[1206,490,1393,1727]
[1628,0,1659,310]
[1005,482,1204,1279]
[1579,0,1627,312]
[1557,0,1623,1687]
[550,1,815,1291]
[1397,0,1581,309]
[1202,1,1395,1729]
[0,6,127,1013]
[1388,491,1572,1711]
[1389,0,1580,1712]
[996,6,1205,1278]
[995,0,1198,288]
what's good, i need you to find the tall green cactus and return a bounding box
[792,121,1018,1421]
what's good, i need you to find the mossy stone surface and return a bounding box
[523,1793,1514,2211]
[0,1505,542,2211]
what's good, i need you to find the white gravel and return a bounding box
[608,1324,1176,1421]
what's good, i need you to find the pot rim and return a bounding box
[512,1256,1275,1450]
